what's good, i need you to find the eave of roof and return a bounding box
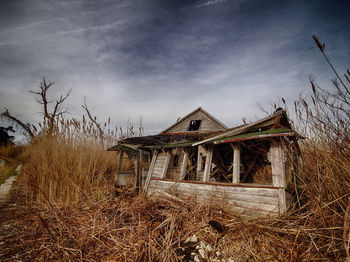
[108,132,216,151]
[152,141,195,149]
[212,128,297,144]
[107,144,138,152]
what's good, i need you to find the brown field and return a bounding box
[0,39,349,261]
[0,102,348,261]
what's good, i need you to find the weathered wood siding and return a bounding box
[166,111,225,133]
[166,149,183,180]
[148,179,280,216]
[152,153,168,178]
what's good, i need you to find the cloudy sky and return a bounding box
[0,0,349,137]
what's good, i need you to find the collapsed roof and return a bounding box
[108,108,300,152]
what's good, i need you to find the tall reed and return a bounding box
[17,116,119,206]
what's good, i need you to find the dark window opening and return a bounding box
[183,147,199,181]
[165,150,182,180]
[188,120,201,131]
[209,144,233,183]
[240,140,272,185]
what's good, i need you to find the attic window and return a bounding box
[188,120,201,131]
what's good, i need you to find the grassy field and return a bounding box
[0,37,349,261]
[0,104,348,261]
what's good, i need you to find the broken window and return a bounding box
[188,120,201,131]
[209,144,233,183]
[240,140,272,185]
[165,150,182,180]
[182,147,199,181]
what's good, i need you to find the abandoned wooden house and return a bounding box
[109,107,301,216]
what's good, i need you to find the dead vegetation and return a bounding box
[0,35,349,261]
[17,135,118,205]
[0,187,346,261]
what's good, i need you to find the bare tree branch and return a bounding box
[30,77,71,134]
[1,109,34,138]
[81,98,104,144]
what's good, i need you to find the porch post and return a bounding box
[160,151,171,179]
[232,144,240,184]
[270,142,287,214]
[203,145,213,182]
[135,149,142,190]
[143,149,158,194]
[270,142,285,188]
[116,151,123,176]
[179,149,188,180]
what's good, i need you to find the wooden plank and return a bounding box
[173,186,279,205]
[179,182,278,197]
[151,178,278,190]
[135,149,142,189]
[152,187,279,213]
[194,195,278,212]
[154,160,166,166]
[143,150,158,194]
[149,187,278,213]
[149,179,279,197]
[179,186,278,203]
[117,152,123,175]
[179,150,188,180]
[168,184,278,203]
[196,145,204,177]
[152,153,167,178]
[160,151,171,179]
[203,145,213,182]
[270,143,286,188]
[232,144,240,184]
[147,179,283,216]
[278,188,287,214]
[153,170,163,177]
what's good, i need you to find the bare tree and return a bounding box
[30,77,71,134]
[1,77,71,139]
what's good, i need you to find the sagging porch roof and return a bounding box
[107,133,216,151]
[192,108,295,146]
[108,109,301,151]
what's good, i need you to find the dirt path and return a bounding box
[0,164,21,202]
[0,176,17,202]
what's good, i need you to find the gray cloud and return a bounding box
[0,0,349,138]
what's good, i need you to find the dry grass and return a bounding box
[0,188,346,261]
[17,134,119,206]
[1,111,349,261]
[0,117,349,260]
[0,129,348,261]
[1,37,349,261]
[0,144,25,160]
